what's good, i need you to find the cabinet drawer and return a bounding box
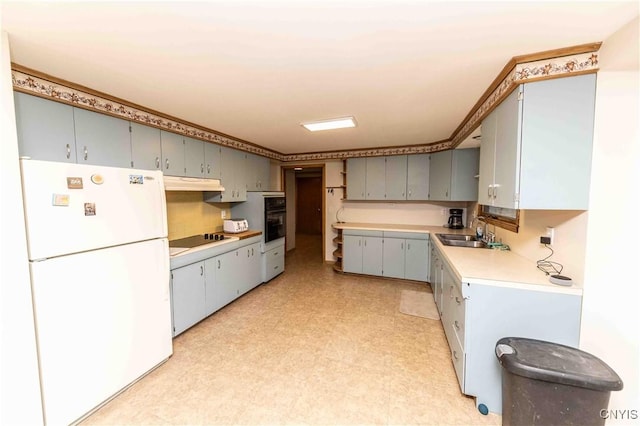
[383,231,429,240]
[264,247,284,282]
[451,284,466,345]
[450,327,466,392]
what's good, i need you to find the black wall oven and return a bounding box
[264,196,286,243]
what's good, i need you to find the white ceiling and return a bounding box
[2,1,638,155]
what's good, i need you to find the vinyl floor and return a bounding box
[83,234,501,425]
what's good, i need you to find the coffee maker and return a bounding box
[446,208,464,229]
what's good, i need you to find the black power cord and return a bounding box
[536,244,564,276]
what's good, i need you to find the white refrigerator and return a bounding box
[20,159,173,425]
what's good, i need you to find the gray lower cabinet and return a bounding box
[263,245,285,282]
[170,262,207,337]
[342,231,384,275]
[73,107,131,168]
[343,230,429,282]
[432,242,582,415]
[14,92,77,163]
[171,240,262,337]
[130,122,162,170]
[383,234,430,281]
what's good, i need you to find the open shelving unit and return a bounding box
[332,230,343,273]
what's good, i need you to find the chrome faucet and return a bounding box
[471,215,487,240]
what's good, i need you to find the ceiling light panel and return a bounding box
[301,117,356,132]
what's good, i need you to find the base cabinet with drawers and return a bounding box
[431,241,583,415]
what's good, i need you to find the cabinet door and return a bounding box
[407,154,430,200]
[203,257,222,315]
[14,92,77,163]
[239,243,262,294]
[362,237,383,276]
[130,122,161,170]
[215,249,242,306]
[343,235,363,273]
[160,131,185,176]
[74,108,131,168]
[365,157,386,200]
[405,239,429,281]
[429,150,452,200]
[184,137,205,177]
[493,88,521,208]
[219,146,238,201]
[519,74,596,209]
[346,158,366,200]
[171,263,206,336]
[382,238,405,279]
[450,148,479,201]
[249,154,271,191]
[478,110,497,206]
[234,149,248,201]
[385,155,407,200]
[204,143,221,180]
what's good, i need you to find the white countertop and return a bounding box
[333,222,582,296]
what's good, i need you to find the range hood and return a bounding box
[163,176,225,192]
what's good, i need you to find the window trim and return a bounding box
[477,205,520,233]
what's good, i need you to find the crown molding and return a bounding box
[11,42,600,163]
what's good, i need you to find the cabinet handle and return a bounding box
[488,186,492,198]
[247,249,250,258]
[251,248,254,256]
[445,190,448,197]
[401,242,404,250]
[156,157,160,169]
[217,260,221,269]
[274,252,278,255]
[66,144,71,159]
[165,158,170,170]
[207,164,211,174]
[455,296,461,305]
[493,186,498,200]
[274,265,279,270]
[453,350,459,360]
[83,146,88,161]
[454,320,460,331]
[201,163,204,173]
[200,265,203,276]
[407,243,411,250]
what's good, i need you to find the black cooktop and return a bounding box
[169,233,227,249]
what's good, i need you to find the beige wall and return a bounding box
[581,16,639,420]
[166,192,230,240]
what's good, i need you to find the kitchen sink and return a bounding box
[436,233,489,249]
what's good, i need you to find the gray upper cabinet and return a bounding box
[479,74,596,209]
[429,148,479,201]
[204,143,221,180]
[365,157,386,199]
[74,108,131,168]
[207,146,247,202]
[247,153,271,191]
[184,137,205,178]
[160,131,185,176]
[385,155,408,200]
[429,150,452,200]
[14,92,77,163]
[130,122,161,170]
[406,154,430,200]
[346,157,366,200]
[347,155,408,200]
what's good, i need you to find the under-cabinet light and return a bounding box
[301,116,357,132]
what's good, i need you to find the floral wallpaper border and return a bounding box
[12,50,598,163]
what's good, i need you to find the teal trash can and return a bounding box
[496,337,623,426]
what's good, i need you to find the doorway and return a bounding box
[282,165,325,262]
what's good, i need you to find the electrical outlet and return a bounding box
[545,227,555,245]
[221,210,226,219]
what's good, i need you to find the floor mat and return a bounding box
[399,289,440,320]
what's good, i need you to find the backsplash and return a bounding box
[165,192,230,240]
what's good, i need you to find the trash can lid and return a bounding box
[496,337,623,391]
